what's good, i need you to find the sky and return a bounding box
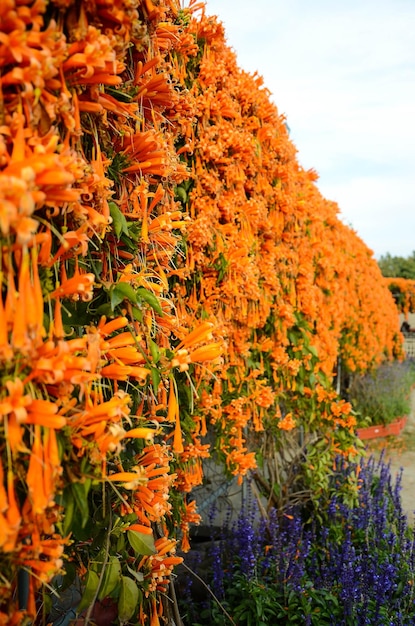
[203,0,415,259]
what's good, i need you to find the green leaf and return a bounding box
[109,201,129,239]
[126,564,144,583]
[148,338,160,363]
[116,534,126,553]
[77,570,100,614]
[98,556,121,600]
[151,367,161,393]
[106,87,136,102]
[90,549,105,573]
[61,488,74,536]
[136,287,163,315]
[131,306,143,322]
[308,344,319,358]
[110,283,137,310]
[288,330,298,346]
[175,186,187,204]
[71,481,91,528]
[127,530,156,556]
[95,303,115,317]
[118,576,140,623]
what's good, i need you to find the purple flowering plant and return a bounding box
[178,454,415,625]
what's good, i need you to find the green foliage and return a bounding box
[348,359,415,426]
[378,251,415,279]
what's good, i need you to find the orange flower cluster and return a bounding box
[0,0,220,622]
[0,0,402,623]
[385,277,415,316]
[170,10,402,482]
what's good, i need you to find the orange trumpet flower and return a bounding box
[3,470,21,552]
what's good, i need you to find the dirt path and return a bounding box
[367,390,415,522]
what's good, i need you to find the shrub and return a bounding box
[348,359,415,426]
[178,455,415,625]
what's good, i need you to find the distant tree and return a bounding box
[378,252,415,279]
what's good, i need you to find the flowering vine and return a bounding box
[0,0,402,623]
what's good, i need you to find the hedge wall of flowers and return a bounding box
[0,0,402,622]
[386,277,415,316]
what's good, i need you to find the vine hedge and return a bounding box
[0,0,403,623]
[386,277,415,316]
